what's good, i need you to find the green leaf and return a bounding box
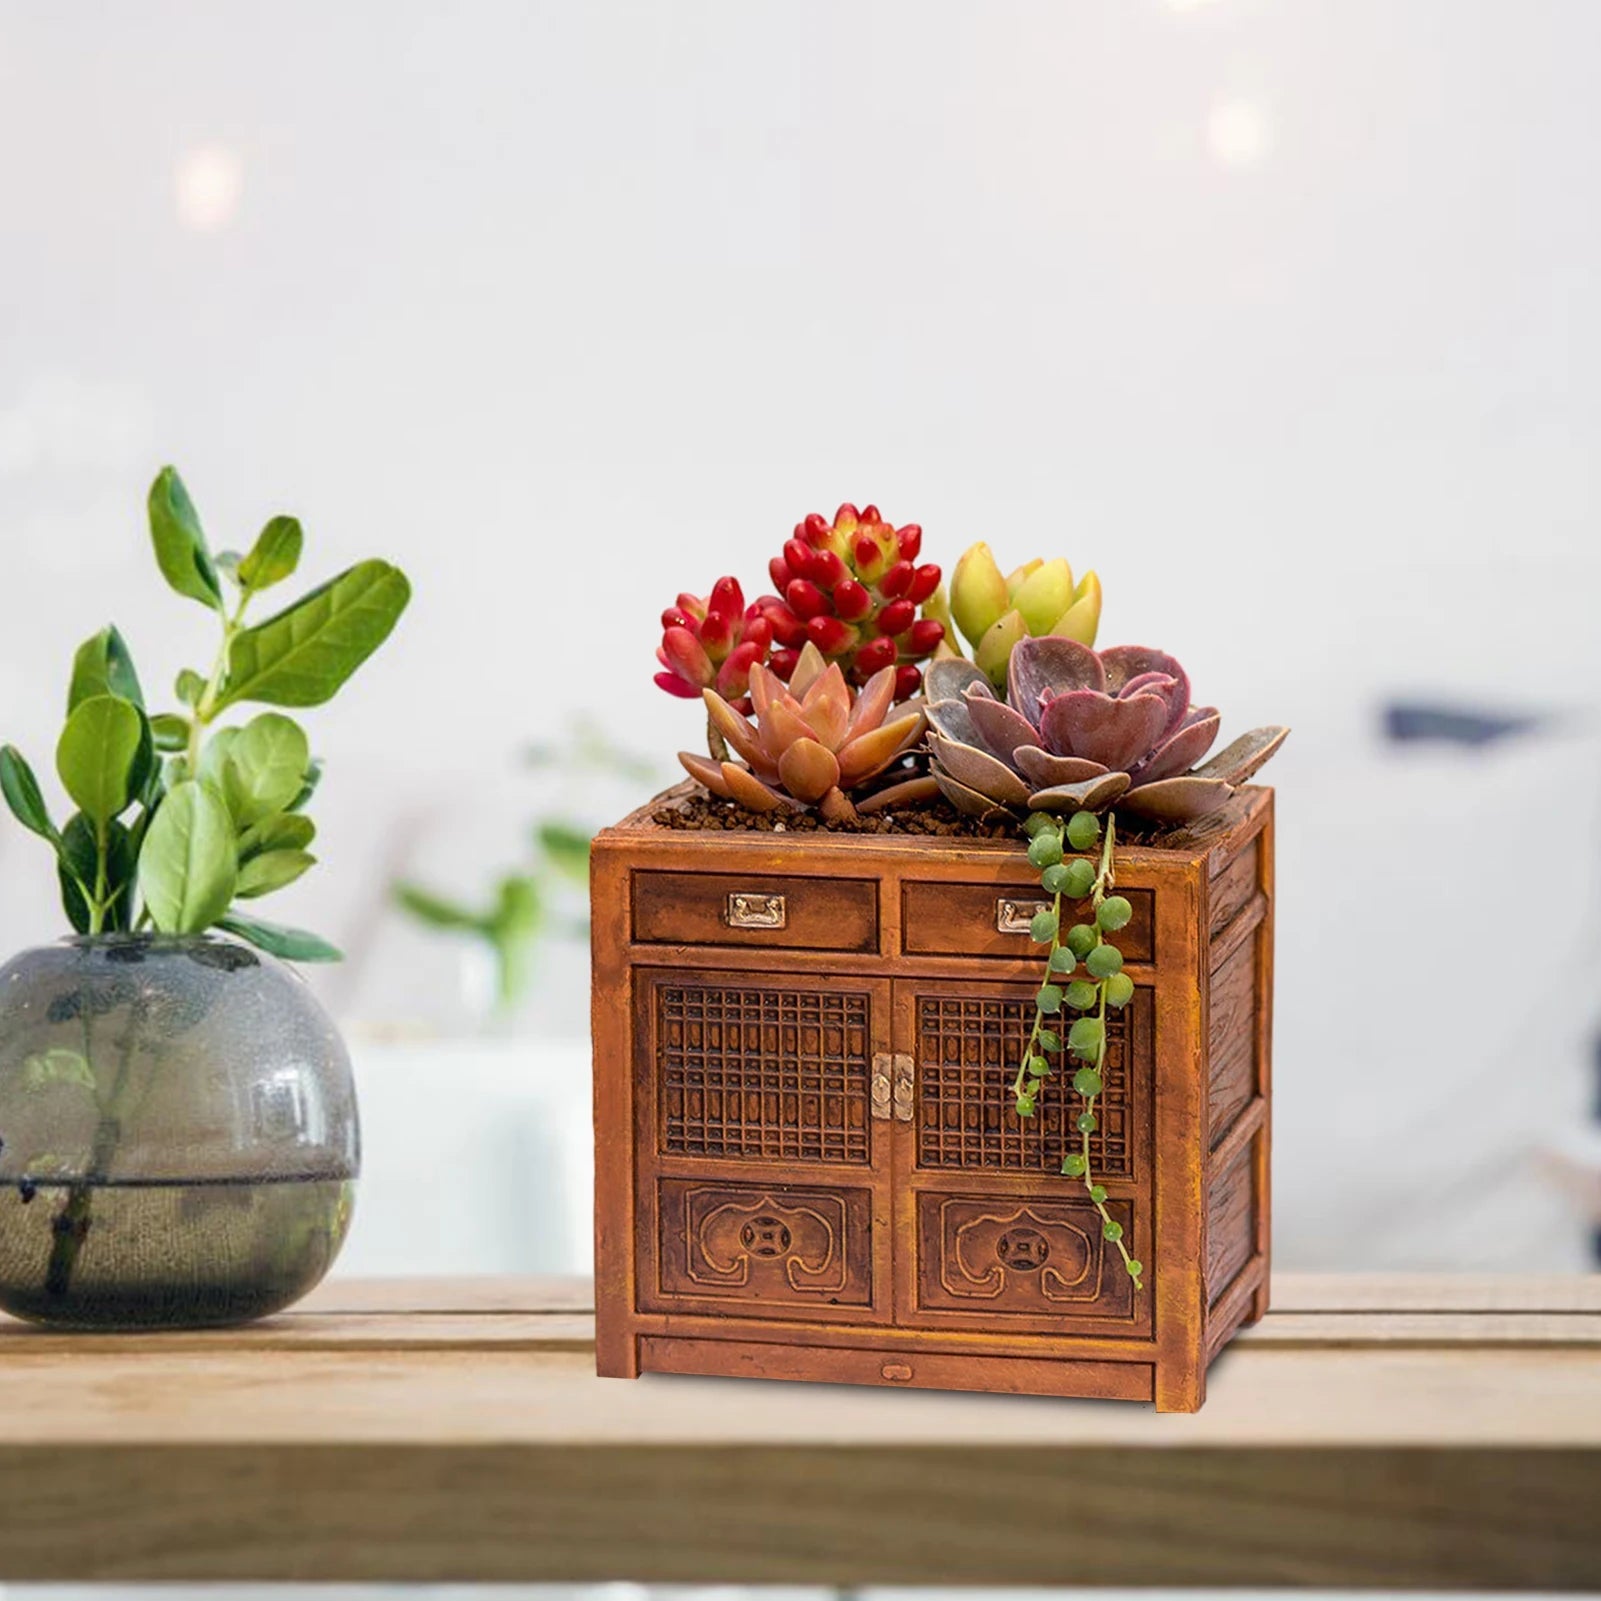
[537,821,593,884]
[0,746,58,844]
[490,874,543,938]
[236,849,315,899]
[147,467,223,611]
[23,1049,96,1093]
[55,695,143,825]
[150,714,191,753]
[196,727,240,791]
[137,780,238,934]
[238,516,304,593]
[175,670,207,708]
[222,713,310,826]
[239,813,316,861]
[219,912,342,963]
[216,560,411,710]
[394,883,485,933]
[69,626,144,712]
[58,813,137,933]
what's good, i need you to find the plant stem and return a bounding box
[88,818,109,936]
[186,591,251,770]
[1015,810,1143,1291]
[1072,814,1142,1287]
[1010,877,1065,1109]
[43,993,146,1303]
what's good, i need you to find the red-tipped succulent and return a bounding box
[655,577,773,714]
[760,503,945,701]
[925,639,1288,823]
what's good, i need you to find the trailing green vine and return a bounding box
[1012,807,1143,1290]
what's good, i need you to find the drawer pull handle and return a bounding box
[881,1362,913,1382]
[996,897,1049,935]
[726,892,786,930]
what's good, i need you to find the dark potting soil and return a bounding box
[651,792,1173,845]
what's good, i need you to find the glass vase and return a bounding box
[0,934,358,1330]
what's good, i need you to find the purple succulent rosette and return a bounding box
[925,637,1287,823]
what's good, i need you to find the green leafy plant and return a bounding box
[1,466,411,958]
[1012,806,1145,1288]
[395,733,652,1016]
[396,822,589,1014]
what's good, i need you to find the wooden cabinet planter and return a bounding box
[590,784,1275,1412]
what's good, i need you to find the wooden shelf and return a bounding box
[1,1273,1598,1587]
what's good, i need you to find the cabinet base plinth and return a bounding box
[635,1334,1157,1403]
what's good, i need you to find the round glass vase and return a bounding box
[0,934,358,1330]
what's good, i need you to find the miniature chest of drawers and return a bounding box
[590,785,1274,1411]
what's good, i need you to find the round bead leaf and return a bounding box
[1097,895,1134,931]
[1063,858,1096,899]
[1086,943,1124,979]
[55,695,143,826]
[1065,810,1100,851]
[139,780,238,934]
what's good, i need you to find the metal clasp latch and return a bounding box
[996,897,1049,935]
[726,892,786,930]
[871,1053,893,1120]
[892,1054,914,1122]
[871,1054,914,1121]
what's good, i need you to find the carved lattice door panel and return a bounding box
[889,979,1156,1337]
[634,968,894,1323]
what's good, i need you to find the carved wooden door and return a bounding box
[634,967,896,1325]
[890,978,1156,1339]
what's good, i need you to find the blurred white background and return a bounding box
[2,0,1599,1274]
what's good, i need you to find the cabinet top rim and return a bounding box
[596,783,1272,870]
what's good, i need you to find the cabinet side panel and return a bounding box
[1150,861,1208,1413]
[1253,796,1275,1320]
[1203,796,1274,1355]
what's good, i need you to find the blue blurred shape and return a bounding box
[1382,702,1546,747]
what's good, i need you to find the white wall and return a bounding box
[2,0,1599,1269]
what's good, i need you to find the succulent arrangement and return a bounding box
[925,640,1288,822]
[949,543,1104,685]
[0,467,411,959]
[680,643,934,824]
[656,505,1289,1283]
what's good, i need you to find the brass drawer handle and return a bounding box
[872,1054,915,1122]
[726,892,786,930]
[996,897,1049,935]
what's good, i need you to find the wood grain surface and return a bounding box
[0,1273,1597,1587]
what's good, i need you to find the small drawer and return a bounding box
[901,881,1155,963]
[632,870,878,952]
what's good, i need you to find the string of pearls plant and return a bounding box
[1010,807,1144,1290]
